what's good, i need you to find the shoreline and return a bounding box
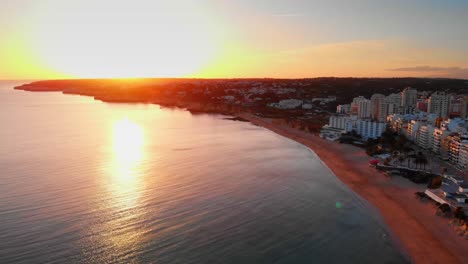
[11,85,468,263]
[238,113,468,264]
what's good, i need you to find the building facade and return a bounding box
[355,120,386,140]
[428,91,449,118]
[416,124,435,149]
[370,94,386,121]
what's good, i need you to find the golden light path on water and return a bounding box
[112,118,144,190]
[103,117,146,258]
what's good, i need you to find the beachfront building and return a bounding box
[354,120,386,140]
[322,115,355,141]
[328,115,356,131]
[319,126,347,141]
[326,115,385,140]
[432,128,449,154]
[425,176,468,212]
[416,124,436,149]
[387,114,406,135]
[459,141,468,169]
[428,91,450,118]
[407,120,422,142]
[440,134,453,161]
[447,133,468,165]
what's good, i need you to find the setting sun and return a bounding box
[21,1,222,78]
[1,1,468,79]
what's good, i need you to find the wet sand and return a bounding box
[240,113,468,264]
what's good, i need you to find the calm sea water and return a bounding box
[0,82,408,263]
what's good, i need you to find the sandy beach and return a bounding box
[240,113,468,264]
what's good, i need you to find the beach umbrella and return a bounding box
[369,159,379,165]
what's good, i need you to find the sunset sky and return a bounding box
[1,0,468,79]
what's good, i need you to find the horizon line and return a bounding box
[2,76,468,82]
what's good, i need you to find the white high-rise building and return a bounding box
[407,120,422,141]
[401,87,418,107]
[448,95,462,117]
[461,95,468,119]
[328,115,360,133]
[370,94,386,121]
[417,125,435,149]
[432,128,449,154]
[355,120,387,140]
[384,93,401,115]
[351,96,371,118]
[428,91,449,118]
[358,100,371,119]
[459,141,468,169]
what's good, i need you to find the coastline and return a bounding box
[238,113,468,264]
[11,84,468,263]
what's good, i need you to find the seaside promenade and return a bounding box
[240,113,468,264]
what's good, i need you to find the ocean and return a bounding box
[0,82,408,263]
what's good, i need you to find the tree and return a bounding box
[454,207,466,220]
[437,203,451,217]
[407,153,416,168]
[413,152,421,169]
[398,155,405,166]
[419,155,428,170]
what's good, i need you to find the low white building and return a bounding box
[328,115,355,132]
[268,99,302,109]
[327,115,385,140]
[302,103,313,109]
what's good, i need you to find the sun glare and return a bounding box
[112,118,144,178]
[29,1,221,78]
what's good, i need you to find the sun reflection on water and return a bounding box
[112,118,144,184]
[97,117,146,258]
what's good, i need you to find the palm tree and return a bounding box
[401,145,413,167]
[420,155,428,170]
[413,152,422,169]
[407,153,416,168]
[398,155,405,166]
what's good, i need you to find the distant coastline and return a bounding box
[13,80,468,263]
